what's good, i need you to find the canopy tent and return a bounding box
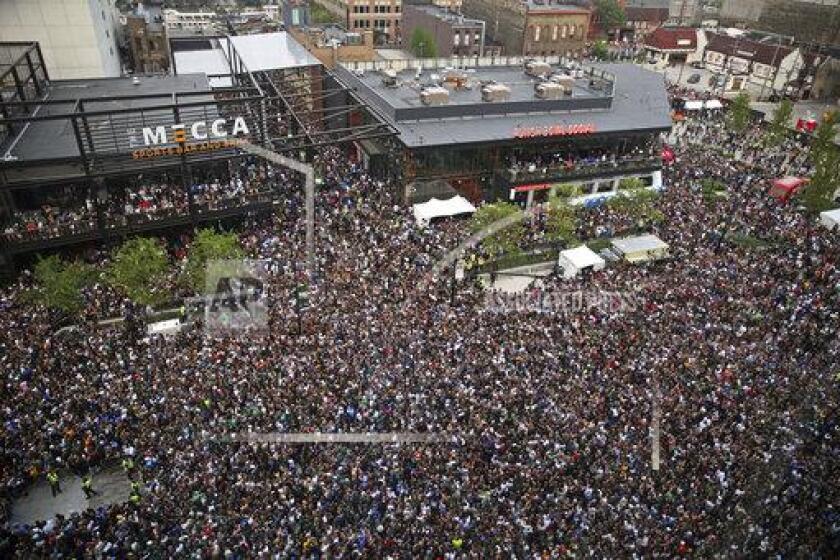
[611,234,670,263]
[413,196,476,226]
[769,176,807,202]
[704,99,723,110]
[557,246,606,278]
[820,208,840,230]
[684,100,704,111]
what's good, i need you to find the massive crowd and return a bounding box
[0,106,838,558]
[2,159,277,243]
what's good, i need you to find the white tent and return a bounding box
[684,100,704,111]
[704,99,723,110]
[820,208,840,230]
[413,196,476,226]
[611,234,670,263]
[557,245,606,278]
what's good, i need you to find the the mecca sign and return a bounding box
[128,116,250,160]
[513,123,596,139]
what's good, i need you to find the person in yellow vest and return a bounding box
[47,470,61,497]
[82,474,98,499]
[452,537,463,550]
[121,457,135,476]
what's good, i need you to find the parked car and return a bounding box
[687,73,702,84]
[690,61,705,69]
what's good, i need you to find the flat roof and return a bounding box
[6,74,213,162]
[335,61,671,148]
[356,66,609,111]
[225,32,320,71]
[408,4,484,26]
[174,49,233,87]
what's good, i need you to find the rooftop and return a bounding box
[522,0,591,14]
[335,59,670,148]
[4,74,213,163]
[644,26,697,52]
[407,4,485,26]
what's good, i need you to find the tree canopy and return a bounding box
[803,111,840,212]
[727,92,753,133]
[106,237,170,307]
[181,228,245,292]
[766,99,794,146]
[469,202,525,256]
[595,0,626,32]
[410,28,437,58]
[29,255,96,313]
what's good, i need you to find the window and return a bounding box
[454,33,460,46]
[561,24,567,39]
[552,25,558,41]
[474,33,480,43]
[465,33,471,45]
[534,26,540,42]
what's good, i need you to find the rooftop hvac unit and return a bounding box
[535,82,569,100]
[481,83,511,102]
[382,68,398,87]
[420,86,450,105]
[524,60,552,78]
[549,74,575,90]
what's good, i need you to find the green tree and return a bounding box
[310,1,341,25]
[552,183,578,199]
[410,28,437,58]
[765,99,794,147]
[608,184,663,225]
[803,111,840,212]
[618,177,645,190]
[727,92,753,132]
[595,0,626,33]
[106,237,170,307]
[181,228,245,293]
[592,40,610,61]
[29,255,96,313]
[545,196,578,246]
[469,202,524,256]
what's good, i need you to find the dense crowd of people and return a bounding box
[2,159,278,242]
[0,105,838,558]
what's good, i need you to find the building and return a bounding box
[0,37,394,278]
[289,25,376,68]
[588,0,626,39]
[757,0,840,46]
[719,0,766,23]
[623,6,670,40]
[643,26,702,65]
[125,1,170,74]
[163,9,218,34]
[335,58,671,206]
[281,0,308,27]
[318,0,403,44]
[462,0,590,57]
[668,0,698,24]
[402,4,486,57]
[0,0,121,79]
[703,33,817,96]
[812,56,840,101]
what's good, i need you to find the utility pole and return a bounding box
[760,33,785,102]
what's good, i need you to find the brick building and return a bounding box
[126,0,170,74]
[402,4,486,57]
[318,0,402,44]
[289,25,375,68]
[462,0,590,57]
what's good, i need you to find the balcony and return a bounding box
[502,156,661,186]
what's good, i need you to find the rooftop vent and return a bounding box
[420,86,450,106]
[382,68,398,88]
[524,60,552,78]
[535,81,570,99]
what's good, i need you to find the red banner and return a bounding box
[513,123,596,139]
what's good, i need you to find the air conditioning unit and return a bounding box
[549,74,575,91]
[420,86,450,105]
[481,83,511,102]
[382,68,398,87]
[535,82,568,99]
[524,60,552,78]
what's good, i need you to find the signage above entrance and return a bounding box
[513,123,596,139]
